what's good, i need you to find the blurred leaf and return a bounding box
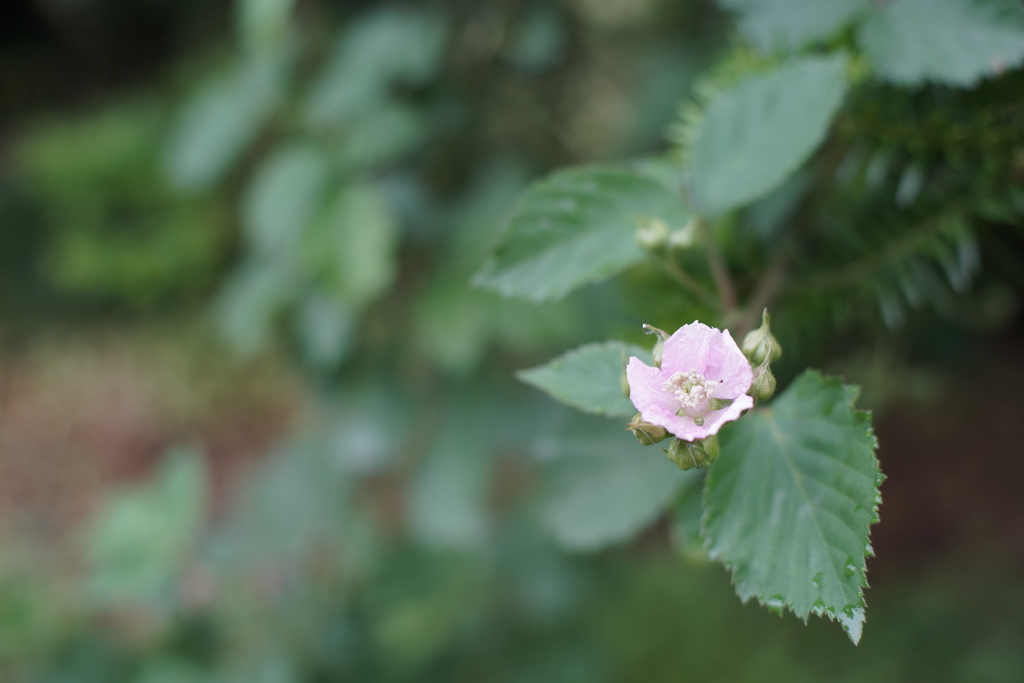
[328,386,407,475]
[214,259,299,357]
[339,104,426,169]
[311,183,399,307]
[518,341,651,417]
[295,290,355,368]
[688,55,848,216]
[238,0,297,48]
[367,554,485,670]
[213,439,354,566]
[720,0,869,51]
[18,105,227,306]
[408,429,491,550]
[305,8,446,128]
[703,371,881,644]
[165,52,284,191]
[505,5,566,72]
[86,448,206,605]
[474,166,690,302]
[859,0,1024,87]
[671,475,707,561]
[243,144,331,256]
[541,420,698,550]
[135,659,211,683]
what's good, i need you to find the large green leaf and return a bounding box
[859,0,1024,87]
[473,165,690,302]
[703,371,882,644]
[720,0,870,52]
[517,341,651,417]
[540,418,698,550]
[689,55,848,217]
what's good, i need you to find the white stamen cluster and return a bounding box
[663,370,717,419]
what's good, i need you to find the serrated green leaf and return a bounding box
[720,0,870,52]
[859,0,1024,87]
[518,341,652,417]
[474,166,691,302]
[689,55,848,217]
[542,419,698,550]
[703,370,881,644]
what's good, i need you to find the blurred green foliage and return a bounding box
[1,0,1024,680]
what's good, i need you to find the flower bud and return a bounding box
[741,309,782,365]
[667,218,697,250]
[642,323,670,368]
[665,436,719,471]
[749,360,776,402]
[627,413,670,446]
[635,217,670,251]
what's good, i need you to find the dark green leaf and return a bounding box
[517,341,652,417]
[703,371,881,643]
[689,55,848,216]
[474,166,690,302]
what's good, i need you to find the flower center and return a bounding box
[663,370,718,422]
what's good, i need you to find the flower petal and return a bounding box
[626,357,677,415]
[699,393,754,437]
[661,321,716,375]
[705,329,754,399]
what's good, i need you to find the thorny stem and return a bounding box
[695,219,737,313]
[661,257,720,309]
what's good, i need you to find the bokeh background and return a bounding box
[1,0,1023,681]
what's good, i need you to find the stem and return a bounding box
[695,219,737,313]
[661,257,720,309]
[734,252,789,339]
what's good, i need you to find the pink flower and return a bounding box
[627,322,753,442]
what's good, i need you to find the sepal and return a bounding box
[627,413,670,446]
[642,323,670,367]
[665,436,719,471]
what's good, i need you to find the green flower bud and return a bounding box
[627,413,670,446]
[635,217,670,251]
[642,323,670,368]
[741,309,782,365]
[749,360,776,402]
[665,436,719,471]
